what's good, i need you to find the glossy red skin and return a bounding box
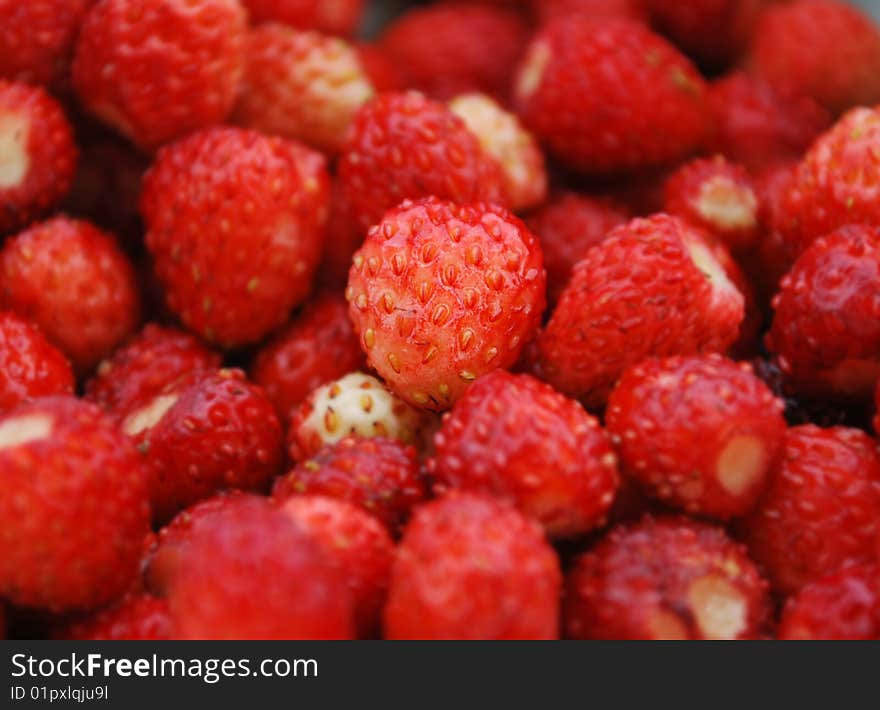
[141,127,330,348]
[514,19,710,174]
[532,0,644,23]
[748,0,880,114]
[565,516,771,640]
[125,369,283,523]
[606,355,786,520]
[241,0,364,37]
[0,396,151,611]
[251,293,364,425]
[384,492,561,639]
[0,217,140,374]
[167,502,354,640]
[430,370,619,538]
[57,594,175,640]
[72,0,246,150]
[525,192,629,306]
[379,3,529,102]
[337,92,508,233]
[85,323,220,422]
[346,197,545,410]
[0,81,77,233]
[281,495,394,638]
[738,426,880,596]
[0,311,74,412]
[767,226,880,402]
[274,435,425,533]
[538,214,744,409]
[778,563,880,640]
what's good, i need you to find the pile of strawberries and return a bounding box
[2,0,880,641]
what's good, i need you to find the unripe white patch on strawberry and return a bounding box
[694,175,758,231]
[0,413,53,449]
[716,434,766,496]
[122,393,180,437]
[688,574,748,640]
[515,40,551,101]
[0,112,28,189]
[684,234,742,311]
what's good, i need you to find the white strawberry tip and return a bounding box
[688,574,748,640]
[0,414,53,450]
[0,112,29,189]
[716,435,766,496]
[122,393,180,436]
[695,176,758,231]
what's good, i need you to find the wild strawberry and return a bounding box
[56,594,175,640]
[241,0,364,37]
[532,0,644,24]
[346,197,545,410]
[73,0,246,150]
[537,214,744,409]
[0,217,140,374]
[737,425,880,595]
[384,492,561,639]
[0,396,151,611]
[141,127,330,348]
[514,19,710,174]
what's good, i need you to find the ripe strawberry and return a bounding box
[538,214,744,409]
[273,436,424,532]
[72,0,246,150]
[56,594,175,640]
[514,19,710,174]
[0,217,140,374]
[250,293,365,425]
[167,499,354,639]
[241,0,364,37]
[120,368,283,522]
[346,197,545,410]
[281,495,394,637]
[141,127,330,348]
[384,492,561,639]
[778,563,880,640]
[430,370,619,538]
[737,425,880,595]
[532,0,645,24]
[748,0,880,115]
[0,311,74,412]
[0,81,77,233]
[525,192,629,306]
[0,396,150,611]
[566,516,771,639]
[606,355,786,520]
[767,225,880,402]
[337,92,508,232]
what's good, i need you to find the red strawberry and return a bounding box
[565,516,771,639]
[537,214,744,409]
[429,370,619,538]
[532,0,645,24]
[767,225,880,402]
[337,92,508,232]
[316,176,367,289]
[273,435,425,532]
[606,355,786,520]
[72,0,246,150]
[0,217,140,374]
[250,293,365,425]
[514,19,710,174]
[384,492,561,639]
[141,127,330,348]
[0,81,77,233]
[737,425,880,595]
[0,396,150,611]
[0,311,74,412]
[281,495,394,637]
[778,563,880,640]
[748,0,880,114]
[241,0,364,37]
[346,197,545,410]
[56,594,175,640]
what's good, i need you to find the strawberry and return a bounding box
[72,0,246,150]
[514,19,710,174]
[141,127,330,348]
[0,81,77,233]
[384,492,561,639]
[565,516,771,639]
[0,311,74,412]
[281,495,394,638]
[0,217,140,374]
[537,214,744,409]
[241,0,364,37]
[532,0,645,24]
[606,355,786,520]
[346,197,545,410]
[56,594,175,640]
[316,177,367,289]
[273,435,424,532]
[430,370,619,538]
[0,396,150,611]
[337,92,508,233]
[747,0,880,115]
[250,293,365,425]
[737,425,880,595]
